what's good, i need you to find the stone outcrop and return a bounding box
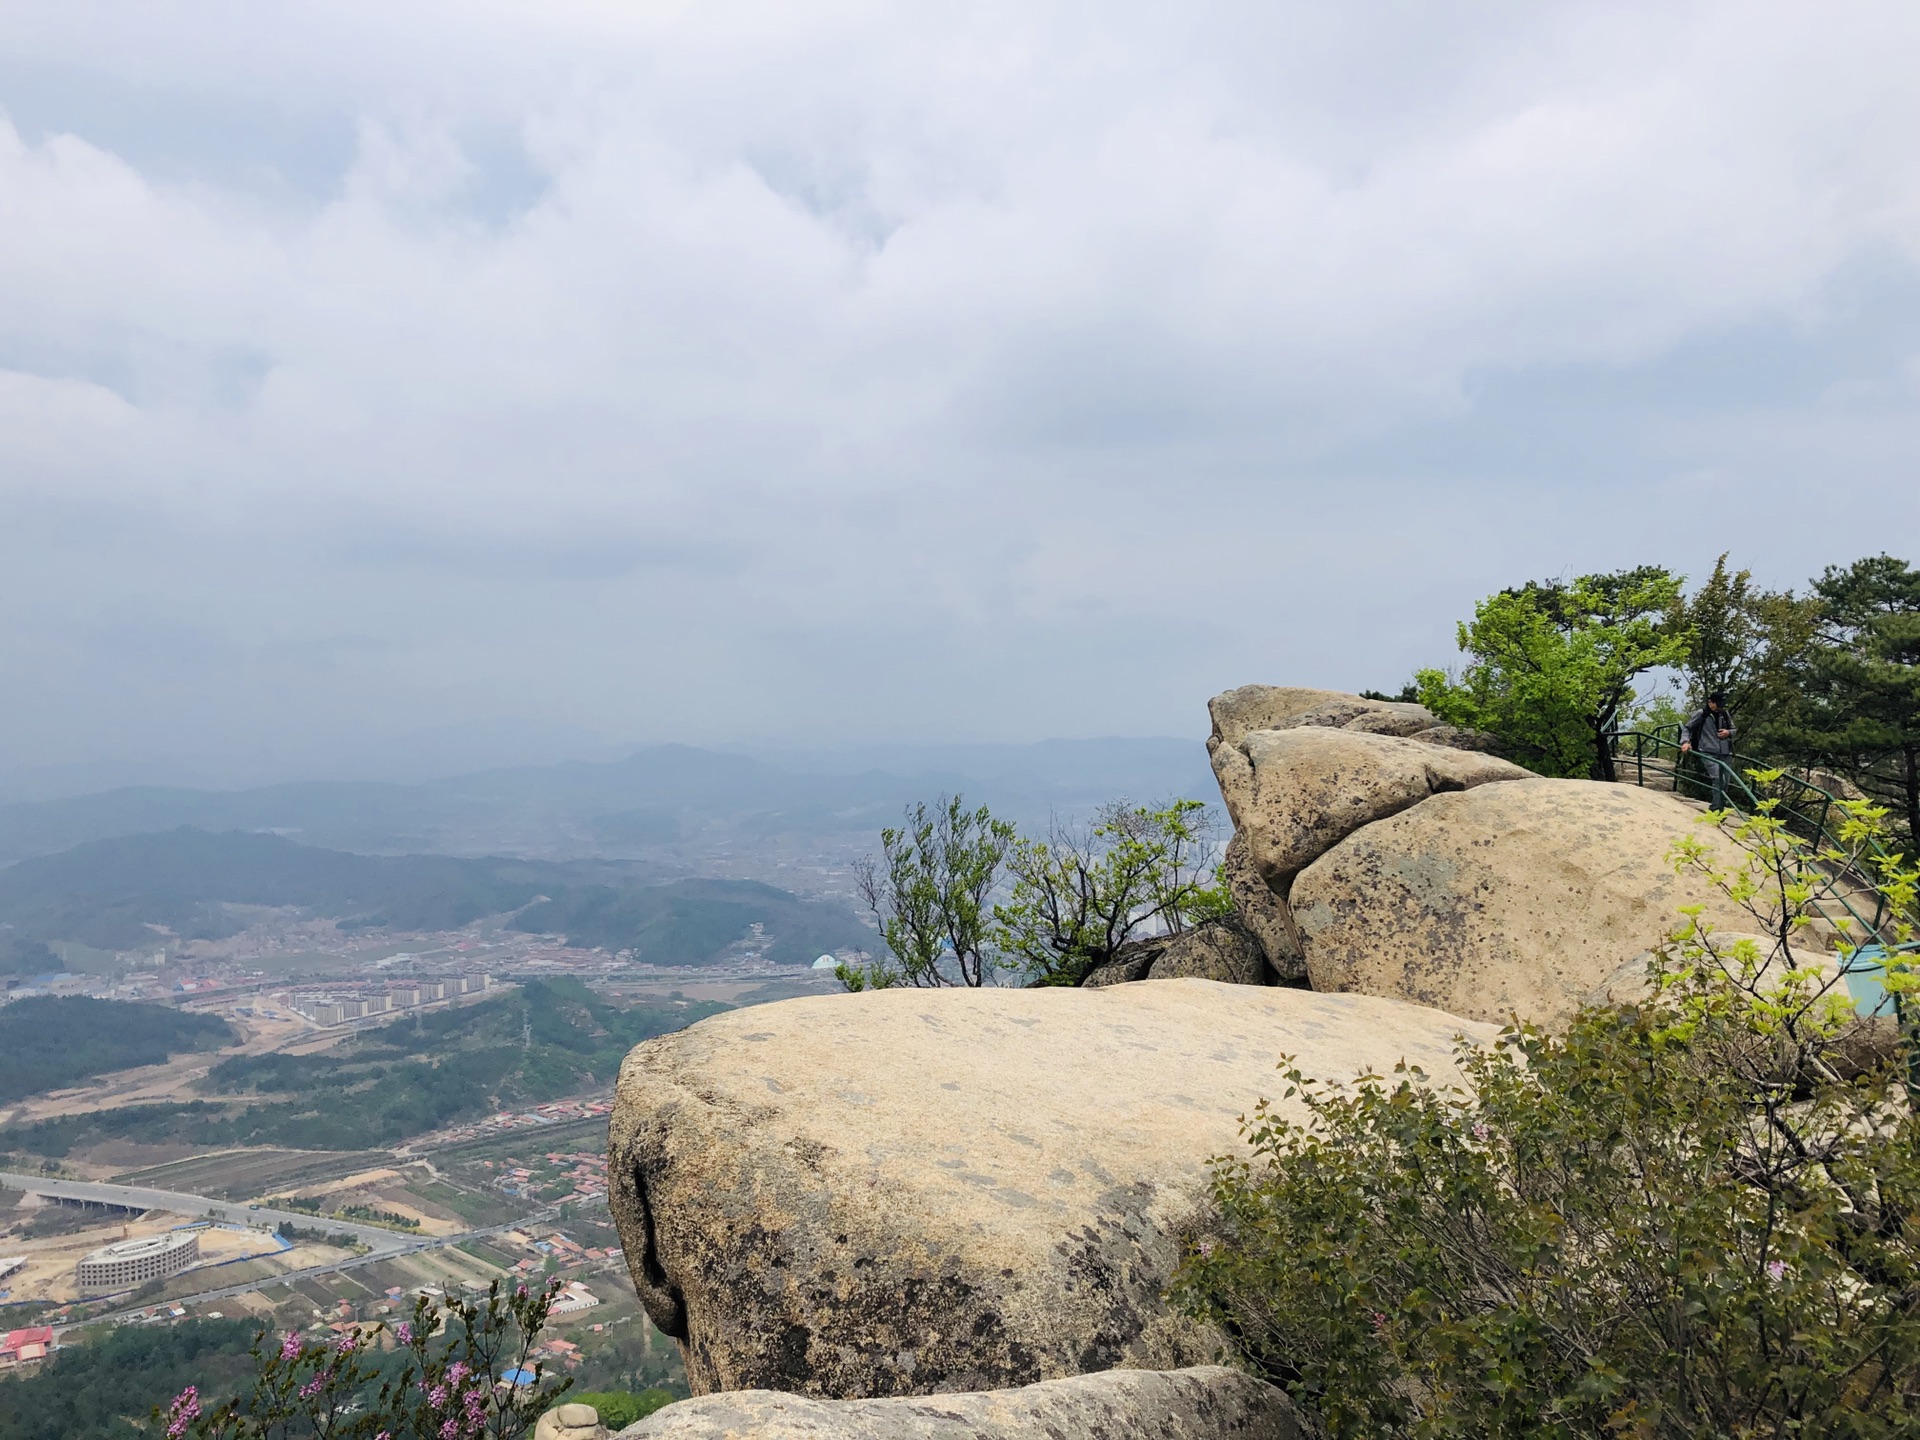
[608,982,1494,1397]
[613,1366,1305,1439]
[537,1405,610,1440]
[1214,726,1532,889]
[1075,940,1159,990]
[1220,833,1305,981]
[1190,687,1520,994]
[1206,685,1367,753]
[1407,723,1504,753]
[1079,942,1162,987]
[1145,919,1269,985]
[1081,922,1271,987]
[1338,703,1440,736]
[1291,779,1754,1028]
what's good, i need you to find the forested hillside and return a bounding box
[0,997,233,1103]
[0,980,720,1154]
[0,827,870,962]
[0,1318,258,1440]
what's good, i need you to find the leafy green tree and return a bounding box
[842,797,1016,989]
[1789,553,1920,845]
[1176,791,1920,1439]
[1417,567,1687,779]
[1677,552,1820,744]
[993,800,1221,987]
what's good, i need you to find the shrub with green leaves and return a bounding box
[840,795,1227,989]
[1175,784,1920,1438]
[1416,567,1688,780]
[841,795,1016,989]
[994,799,1223,986]
[160,1282,570,1440]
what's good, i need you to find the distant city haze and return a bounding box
[3,2,1918,784]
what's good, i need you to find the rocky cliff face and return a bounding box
[602,681,1754,1431]
[608,982,1493,1397]
[1121,684,1757,1030]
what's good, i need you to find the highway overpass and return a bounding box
[0,1171,416,1254]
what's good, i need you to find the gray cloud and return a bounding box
[1,1,1918,783]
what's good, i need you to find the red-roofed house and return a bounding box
[1,1327,53,1365]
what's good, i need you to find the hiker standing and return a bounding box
[1679,693,1737,809]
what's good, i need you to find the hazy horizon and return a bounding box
[0,728,1218,806]
[5,3,1918,779]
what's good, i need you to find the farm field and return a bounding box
[111,1148,388,1199]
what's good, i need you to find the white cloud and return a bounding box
[1,1,1917,772]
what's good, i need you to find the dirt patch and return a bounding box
[263,1164,471,1237]
[73,1141,226,1174]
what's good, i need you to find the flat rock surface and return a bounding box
[1206,685,1360,752]
[609,982,1492,1397]
[1292,779,1751,1028]
[615,1366,1305,1439]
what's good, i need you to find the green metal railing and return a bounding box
[1607,728,1918,1015]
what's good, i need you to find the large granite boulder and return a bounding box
[1145,919,1269,985]
[609,983,1494,1397]
[1291,779,1755,1028]
[1221,832,1305,980]
[1206,685,1446,752]
[1579,934,1843,1011]
[614,1366,1304,1439]
[1212,726,1531,887]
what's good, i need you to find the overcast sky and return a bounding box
[2,1,1917,787]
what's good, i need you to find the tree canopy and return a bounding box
[994,799,1224,986]
[1676,552,1819,747]
[1416,566,1687,779]
[844,796,1016,988]
[1788,553,1920,844]
[840,795,1229,990]
[1408,553,1916,843]
[0,997,232,1104]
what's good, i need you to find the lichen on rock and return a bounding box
[607,982,1492,1397]
[1291,778,1754,1027]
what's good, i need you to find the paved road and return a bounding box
[1,1172,417,1253]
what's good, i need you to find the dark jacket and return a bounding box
[1683,705,1736,756]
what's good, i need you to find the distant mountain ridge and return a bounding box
[0,827,872,964]
[0,738,1213,867]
